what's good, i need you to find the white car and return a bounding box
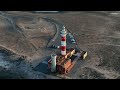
[71,39,76,43]
[57,46,60,49]
[71,39,75,42]
[72,41,76,44]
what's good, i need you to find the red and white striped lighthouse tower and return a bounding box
[60,26,67,56]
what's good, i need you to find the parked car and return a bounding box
[50,45,59,49]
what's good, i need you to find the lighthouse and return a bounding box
[60,26,67,56]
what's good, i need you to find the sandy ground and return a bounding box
[0,11,120,79]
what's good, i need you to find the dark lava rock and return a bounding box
[79,67,106,79]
